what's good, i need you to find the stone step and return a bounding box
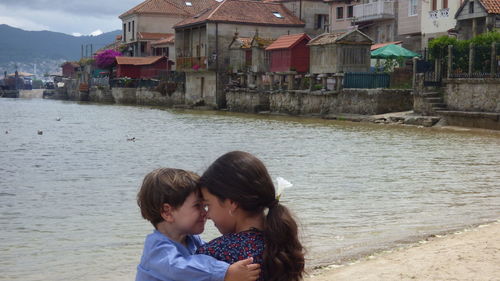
[430,103,447,108]
[424,97,444,103]
[432,106,448,111]
[422,92,441,97]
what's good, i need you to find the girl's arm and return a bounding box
[138,241,259,281]
[138,241,227,281]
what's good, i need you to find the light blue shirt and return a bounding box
[136,230,229,281]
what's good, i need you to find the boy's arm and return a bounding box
[143,242,228,281]
[141,242,260,281]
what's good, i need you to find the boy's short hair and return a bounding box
[137,168,200,227]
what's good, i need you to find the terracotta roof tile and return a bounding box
[120,0,219,18]
[62,62,80,68]
[265,33,310,50]
[151,34,176,45]
[138,32,174,40]
[479,0,500,14]
[116,56,166,65]
[370,41,402,51]
[175,0,304,28]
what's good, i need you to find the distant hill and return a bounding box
[0,24,121,75]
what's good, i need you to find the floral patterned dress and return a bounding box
[196,229,265,280]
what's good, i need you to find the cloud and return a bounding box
[0,3,125,35]
[90,29,104,36]
[0,15,50,31]
[0,0,142,17]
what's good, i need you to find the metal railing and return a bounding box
[110,78,160,88]
[353,0,395,21]
[90,77,109,87]
[344,72,390,88]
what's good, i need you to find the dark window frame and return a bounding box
[337,7,344,19]
[347,5,354,18]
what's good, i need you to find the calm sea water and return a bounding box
[1,98,499,281]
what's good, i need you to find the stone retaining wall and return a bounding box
[226,89,270,113]
[135,88,184,107]
[112,88,137,104]
[111,88,185,106]
[89,87,115,103]
[226,88,413,116]
[443,78,500,113]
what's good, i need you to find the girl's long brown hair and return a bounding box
[200,151,305,281]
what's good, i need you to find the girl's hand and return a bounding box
[225,257,261,281]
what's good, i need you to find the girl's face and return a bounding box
[201,188,236,235]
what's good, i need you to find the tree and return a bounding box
[95,50,122,69]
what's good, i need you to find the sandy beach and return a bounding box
[306,221,500,281]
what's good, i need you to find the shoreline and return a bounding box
[10,96,500,132]
[305,220,500,281]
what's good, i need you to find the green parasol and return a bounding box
[371,44,421,59]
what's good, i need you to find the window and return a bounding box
[337,7,344,19]
[272,12,284,18]
[442,0,448,9]
[347,6,354,18]
[432,0,437,11]
[469,1,474,13]
[409,0,417,16]
[123,24,126,41]
[315,14,329,30]
[132,21,135,39]
[128,22,131,32]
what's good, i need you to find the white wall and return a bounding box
[421,0,462,48]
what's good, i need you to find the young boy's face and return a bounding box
[171,191,207,235]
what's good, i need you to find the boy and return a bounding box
[136,168,260,281]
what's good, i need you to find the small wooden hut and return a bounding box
[265,33,311,73]
[228,36,253,73]
[308,29,373,74]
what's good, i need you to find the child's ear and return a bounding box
[161,203,175,223]
[228,199,239,213]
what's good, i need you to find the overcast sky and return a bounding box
[0,0,143,36]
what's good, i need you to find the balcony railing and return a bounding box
[353,0,395,22]
[429,8,450,20]
[176,57,207,71]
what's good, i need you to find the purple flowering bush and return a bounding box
[95,50,122,69]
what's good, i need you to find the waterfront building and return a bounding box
[265,0,332,36]
[455,0,500,40]
[324,0,360,33]
[420,0,463,49]
[61,62,80,78]
[174,0,304,108]
[118,0,218,57]
[351,0,397,46]
[396,0,463,51]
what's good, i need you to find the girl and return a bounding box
[196,151,305,281]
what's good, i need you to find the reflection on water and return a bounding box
[1,98,499,280]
